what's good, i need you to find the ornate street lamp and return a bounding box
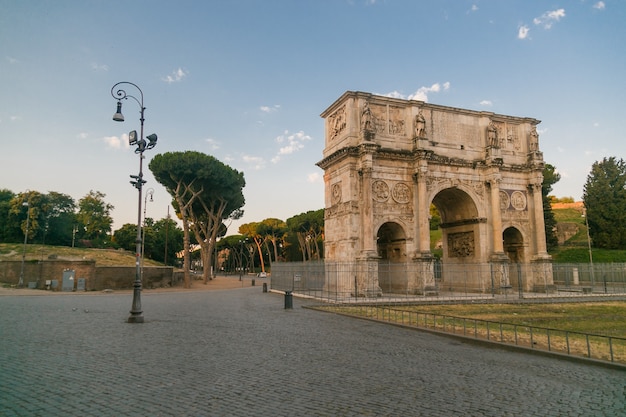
[18,200,30,287]
[111,81,158,323]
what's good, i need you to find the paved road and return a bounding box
[0,287,624,416]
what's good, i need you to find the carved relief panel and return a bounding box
[448,231,475,258]
[328,105,346,140]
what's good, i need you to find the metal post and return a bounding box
[129,146,145,323]
[18,201,30,287]
[111,81,157,324]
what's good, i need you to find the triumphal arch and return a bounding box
[317,91,553,296]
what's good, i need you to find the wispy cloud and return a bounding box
[533,9,565,29]
[593,2,605,10]
[6,56,18,64]
[205,138,220,151]
[242,155,265,170]
[271,130,312,163]
[163,67,188,83]
[103,135,124,149]
[77,132,88,140]
[383,82,450,102]
[518,25,530,40]
[260,105,280,113]
[307,172,321,183]
[91,62,109,71]
[479,100,493,106]
[468,4,478,14]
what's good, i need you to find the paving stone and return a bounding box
[0,288,624,416]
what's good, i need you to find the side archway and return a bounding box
[503,226,524,263]
[377,222,407,293]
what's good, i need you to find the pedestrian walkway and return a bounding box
[0,286,624,416]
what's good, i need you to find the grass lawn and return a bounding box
[320,301,626,363]
[394,301,626,337]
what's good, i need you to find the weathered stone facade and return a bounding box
[317,91,553,295]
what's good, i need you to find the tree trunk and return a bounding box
[181,210,191,288]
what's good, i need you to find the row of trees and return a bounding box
[0,189,114,248]
[0,188,186,265]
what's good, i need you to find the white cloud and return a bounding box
[103,135,123,149]
[307,172,321,183]
[468,4,478,13]
[205,138,220,150]
[260,105,280,113]
[384,82,450,102]
[533,9,565,29]
[10,115,20,121]
[518,25,530,39]
[91,62,109,71]
[408,82,450,102]
[242,155,265,170]
[77,132,88,140]
[7,56,18,64]
[479,100,492,106]
[593,2,605,10]
[163,67,188,83]
[272,130,312,163]
[383,91,405,99]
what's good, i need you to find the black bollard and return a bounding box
[262,282,268,293]
[251,278,255,286]
[284,290,293,309]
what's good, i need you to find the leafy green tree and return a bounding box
[75,190,114,246]
[151,216,184,266]
[286,209,324,261]
[9,191,42,244]
[257,218,288,264]
[583,157,626,249]
[114,223,138,251]
[0,189,17,242]
[542,163,560,252]
[40,192,76,246]
[150,151,245,287]
[3,190,75,246]
[429,204,441,230]
[216,234,248,274]
[239,222,266,272]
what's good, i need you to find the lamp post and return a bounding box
[583,206,594,283]
[111,81,158,324]
[18,201,30,287]
[141,188,154,280]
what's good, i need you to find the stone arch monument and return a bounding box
[317,91,553,296]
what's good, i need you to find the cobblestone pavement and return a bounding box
[1,286,624,416]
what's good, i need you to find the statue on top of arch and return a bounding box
[414,110,426,138]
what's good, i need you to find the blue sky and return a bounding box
[1,0,624,235]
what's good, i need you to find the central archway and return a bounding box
[432,187,485,291]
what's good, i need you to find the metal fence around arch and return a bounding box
[270,261,626,302]
[270,261,626,365]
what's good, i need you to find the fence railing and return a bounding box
[316,304,626,365]
[270,261,626,301]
